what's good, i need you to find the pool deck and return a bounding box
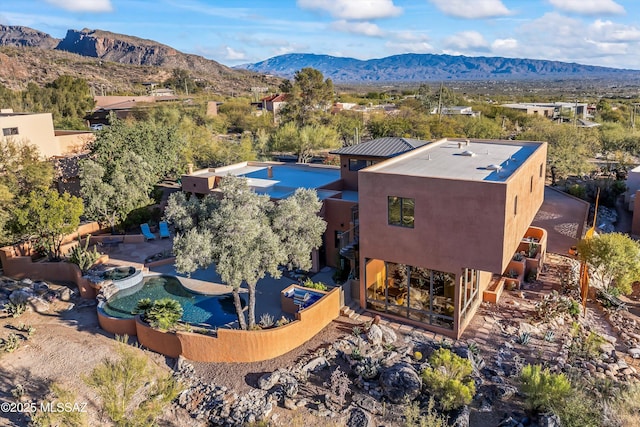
[104,239,302,324]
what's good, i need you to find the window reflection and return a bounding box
[366,261,455,330]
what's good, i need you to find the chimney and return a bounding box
[457,142,462,149]
[465,139,470,146]
[187,163,194,174]
[267,166,273,178]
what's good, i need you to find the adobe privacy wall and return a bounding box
[130,286,342,363]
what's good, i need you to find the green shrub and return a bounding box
[31,384,88,427]
[551,388,603,427]
[404,397,448,427]
[520,364,571,413]
[133,298,152,315]
[5,300,27,318]
[567,184,586,199]
[302,278,327,290]
[140,298,183,330]
[422,348,475,411]
[84,341,181,426]
[1,333,21,353]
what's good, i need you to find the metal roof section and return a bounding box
[330,137,430,158]
[364,138,543,182]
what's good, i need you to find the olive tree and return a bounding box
[168,176,326,329]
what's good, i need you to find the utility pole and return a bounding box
[437,82,444,122]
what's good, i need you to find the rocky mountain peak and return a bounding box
[0,24,59,49]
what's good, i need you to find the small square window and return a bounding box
[388,196,414,228]
[2,127,18,136]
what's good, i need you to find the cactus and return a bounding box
[517,332,531,345]
[68,234,101,273]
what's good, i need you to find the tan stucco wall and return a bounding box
[1,113,59,158]
[358,173,508,275]
[54,131,94,154]
[502,145,547,271]
[323,198,358,268]
[97,313,137,336]
[178,286,341,362]
[338,155,382,191]
[181,173,216,194]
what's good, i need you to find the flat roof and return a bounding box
[200,163,341,198]
[365,139,543,182]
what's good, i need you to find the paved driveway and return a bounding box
[532,187,590,255]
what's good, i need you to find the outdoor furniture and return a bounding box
[159,221,170,239]
[140,223,156,241]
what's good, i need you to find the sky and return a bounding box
[2,0,640,70]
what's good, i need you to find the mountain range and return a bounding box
[236,53,639,83]
[0,25,276,94]
[0,24,638,91]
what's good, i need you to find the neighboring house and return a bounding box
[0,109,94,195]
[85,95,179,127]
[260,94,288,122]
[0,109,92,158]
[181,136,548,338]
[501,102,588,120]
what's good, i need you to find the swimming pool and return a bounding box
[101,275,245,326]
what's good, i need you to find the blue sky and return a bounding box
[3,0,640,69]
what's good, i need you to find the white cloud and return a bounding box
[393,31,430,42]
[44,0,113,12]
[444,31,488,50]
[491,38,518,52]
[297,0,402,20]
[224,46,247,61]
[428,0,510,19]
[331,20,384,37]
[547,0,625,15]
[590,20,640,42]
[385,40,434,54]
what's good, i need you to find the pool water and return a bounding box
[102,275,245,326]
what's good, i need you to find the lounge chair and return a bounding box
[140,223,156,241]
[159,221,171,239]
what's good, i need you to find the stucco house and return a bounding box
[181,137,548,337]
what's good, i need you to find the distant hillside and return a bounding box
[0,24,59,49]
[237,53,639,83]
[0,26,279,95]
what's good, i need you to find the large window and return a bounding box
[365,261,454,330]
[388,196,414,228]
[2,127,18,136]
[349,159,377,171]
[460,268,480,321]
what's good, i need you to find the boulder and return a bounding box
[302,356,328,373]
[366,324,383,345]
[59,287,72,302]
[379,362,422,403]
[347,407,370,427]
[628,348,640,359]
[538,412,561,427]
[450,405,470,427]
[258,372,281,390]
[378,324,397,344]
[352,394,384,415]
[9,289,30,304]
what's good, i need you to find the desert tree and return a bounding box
[280,67,334,127]
[577,232,640,295]
[169,176,326,329]
[80,152,155,232]
[270,121,340,163]
[9,188,83,260]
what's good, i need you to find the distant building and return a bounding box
[260,94,288,122]
[440,106,480,118]
[0,109,94,195]
[501,102,588,120]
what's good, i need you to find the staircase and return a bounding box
[340,301,366,320]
